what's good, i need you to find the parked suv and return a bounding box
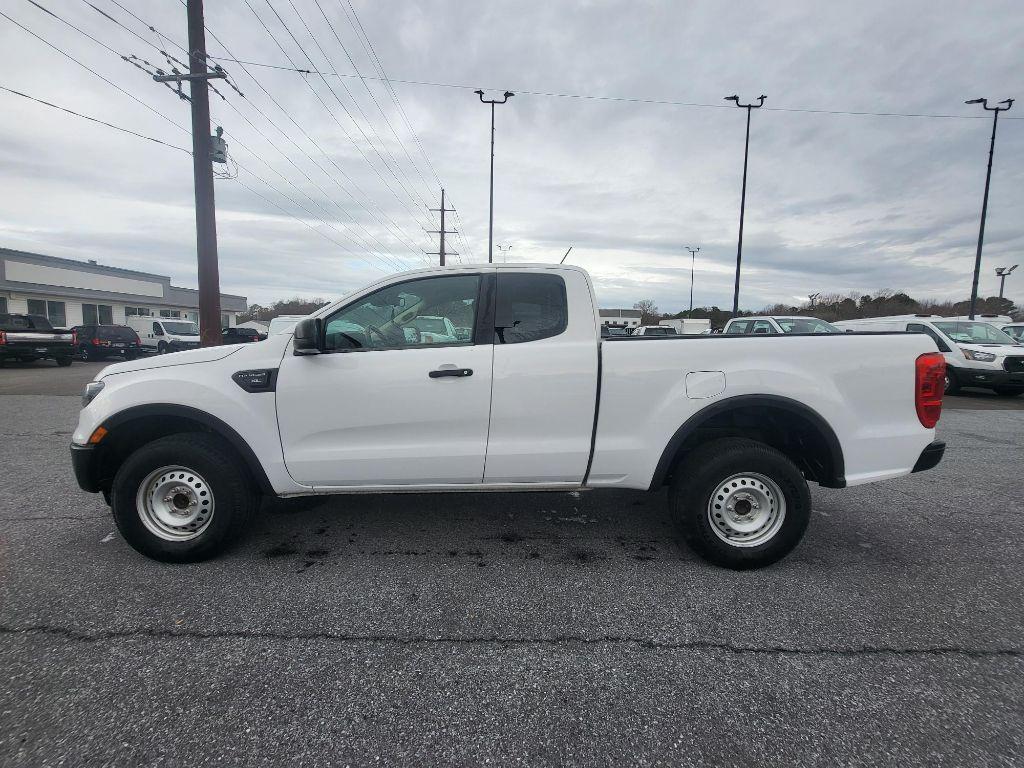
[222,327,264,344]
[724,316,840,335]
[73,325,141,361]
[632,325,676,336]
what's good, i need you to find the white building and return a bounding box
[598,308,642,330]
[0,248,247,328]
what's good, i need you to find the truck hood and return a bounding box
[99,345,242,378]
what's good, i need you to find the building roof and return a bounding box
[0,247,247,312]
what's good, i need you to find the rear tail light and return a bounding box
[915,352,945,428]
[71,329,77,346]
[92,338,101,346]
[0,330,5,345]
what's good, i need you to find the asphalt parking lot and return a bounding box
[1,362,1022,766]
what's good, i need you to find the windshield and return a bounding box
[161,321,200,336]
[775,318,840,334]
[933,321,1017,345]
[0,314,53,330]
[98,326,138,341]
[411,317,448,334]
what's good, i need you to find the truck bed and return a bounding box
[590,331,937,489]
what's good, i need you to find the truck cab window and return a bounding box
[323,274,480,351]
[727,320,750,334]
[494,273,568,344]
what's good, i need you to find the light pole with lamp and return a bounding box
[475,89,514,263]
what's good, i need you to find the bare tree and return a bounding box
[633,299,660,325]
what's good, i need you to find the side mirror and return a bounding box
[293,317,323,355]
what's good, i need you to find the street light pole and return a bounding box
[475,89,514,263]
[995,265,1018,300]
[965,97,1013,319]
[685,246,700,318]
[496,244,513,262]
[725,94,766,315]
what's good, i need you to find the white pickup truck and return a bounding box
[71,264,947,569]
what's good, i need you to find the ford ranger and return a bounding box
[70,264,947,569]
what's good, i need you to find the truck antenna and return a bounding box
[560,246,574,264]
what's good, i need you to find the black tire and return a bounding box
[944,368,961,395]
[80,345,91,361]
[669,438,811,570]
[125,352,138,361]
[56,356,73,367]
[993,386,1024,397]
[157,341,168,355]
[110,433,258,562]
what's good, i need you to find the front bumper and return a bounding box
[168,341,201,352]
[911,441,945,474]
[70,443,102,493]
[957,367,1024,388]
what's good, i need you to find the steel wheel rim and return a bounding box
[136,465,214,541]
[707,472,786,548]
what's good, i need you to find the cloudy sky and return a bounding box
[1,0,1022,311]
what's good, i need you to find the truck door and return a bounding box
[483,270,599,484]
[276,273,495,488]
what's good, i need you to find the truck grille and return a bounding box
[1004,357,1024,373]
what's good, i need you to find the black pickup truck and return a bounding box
[0,313,75,366]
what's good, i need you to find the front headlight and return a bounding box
[962,349,997,362]
[82,380,105,407]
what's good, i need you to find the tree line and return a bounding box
[634,291,1021,329]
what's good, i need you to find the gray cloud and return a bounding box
[0,0,1021,311]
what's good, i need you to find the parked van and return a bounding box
[833,314,1024,396]
[126,317,201,354]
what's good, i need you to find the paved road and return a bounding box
[0,393,1021,766]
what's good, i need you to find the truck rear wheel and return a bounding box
[669,438,811,570]
[110,433,258,562]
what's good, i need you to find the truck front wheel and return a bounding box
[110,433,258,562]
[669,438,811,570]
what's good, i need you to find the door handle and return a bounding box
[429,368,473,378]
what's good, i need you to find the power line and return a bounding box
[337,0,474,263]
[0,84,190,153]
[201,7,430,263]
[9,3,414,275]
[118,1,431,264]
[81,1,416,270]
[202,55,1024,121]
[243,0,432,233]
[0,8,189,134]
[302,0,436,211]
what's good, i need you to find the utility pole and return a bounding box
[426,187,457,266]
[725,94,766,315]
[995,265,1018,300]
[496,244,513,262]
[474,89,514,263]
[965,97,1013,319]
[685,246,699,318]
[154,0,228,346]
